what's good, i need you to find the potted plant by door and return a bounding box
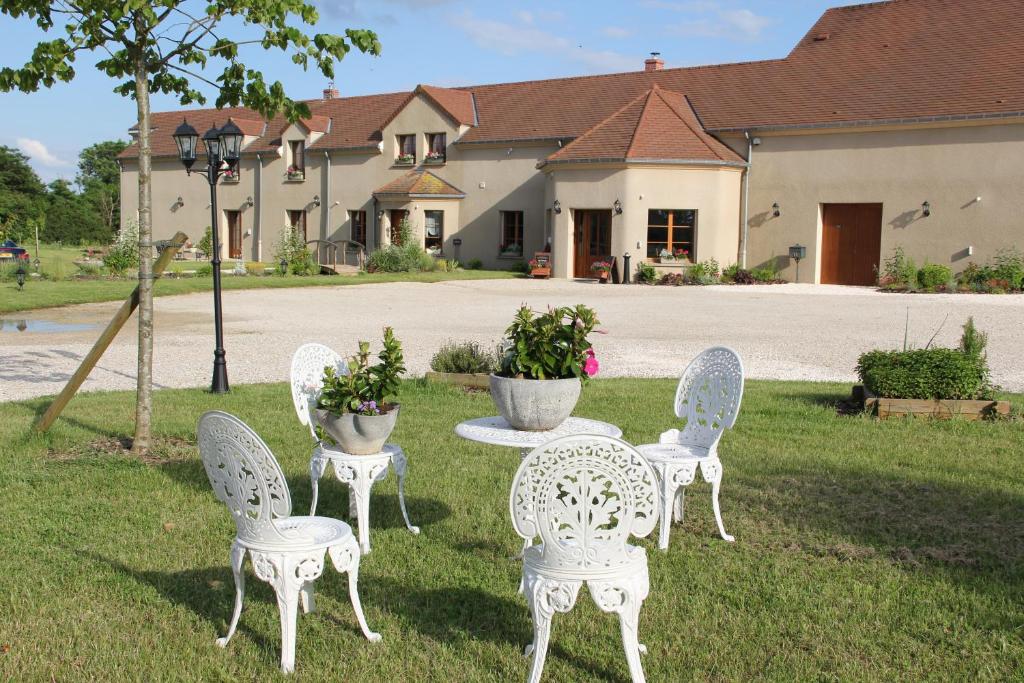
[591,260,613,282]
[490,305,600,430]
[315,327,406,454]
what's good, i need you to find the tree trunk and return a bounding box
[131,38,153,456]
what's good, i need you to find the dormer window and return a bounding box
[287,140,305,180]
[396,134,415,165]
[425,133,446,163]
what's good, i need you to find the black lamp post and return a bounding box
[173,118,244,393]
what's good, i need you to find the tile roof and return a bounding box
[121,0,1024,161]
[228,116,266,136]
[372,170,466,198]
[546,86,745,164]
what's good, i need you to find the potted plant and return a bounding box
[658,248,673,262]
[286,165,304,180]
[591,260,612,282]
[395,153,415,165]
[425,151,445,163]
[315,327,406,454]
[674,248,690,262]
[222,167,239,183]
[490,305,600,430]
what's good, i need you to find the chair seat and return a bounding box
[240,516,354,551]
[636,442,711,463]
[523,542,647,581]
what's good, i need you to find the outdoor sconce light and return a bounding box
[175,196,184,208]
[613,198,623,215]
[772,202,781,218]
[245,196,254,208]
[789,243,806,281]
[15,264,26,290]
[922,201,931,217]
[312,195,321,207]
[553,199,561,214]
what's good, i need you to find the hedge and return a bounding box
[856,348,991,400]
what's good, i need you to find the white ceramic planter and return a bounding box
[489,374,581,431]
[315,406,399,455]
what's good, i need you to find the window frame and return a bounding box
[396,134,416,164]
[424,210,444,254]
[287,209,307,241]
[349,210,367,246]
[646,209,696,260]
[499,210,525,257]
[288,140,305,172]
[425,132,447,162]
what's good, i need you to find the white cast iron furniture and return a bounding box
[290,343,419,554]
[197,411,381,674]
[636,346,744,549]
[510,434,660,683]
[455,415,622,459]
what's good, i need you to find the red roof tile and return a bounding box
[372,170,465,197]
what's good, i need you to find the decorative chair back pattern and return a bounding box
[672,346,745,449]
[510,435,658,571]
[290,343,347,440]
[198,411,293,547]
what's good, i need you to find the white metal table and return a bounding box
[455,416,623,459]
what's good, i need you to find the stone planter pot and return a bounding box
[489,374,581,431]
[315,406,399,455]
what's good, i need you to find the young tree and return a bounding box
[0,0,380,453]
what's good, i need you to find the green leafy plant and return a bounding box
[498,305,600,381]
[688,258,721,285]
[636,261,657,284]
[317,327,406,416]
[365,219,434,273]
[196,263,213,277]
[991,247,1024,290]
[917,263,952,290]
[879,246,918,289]
[103,218,139,275]
[430,340,501,374]
[197,226,213,257]
[466,259,483,270]
[274,226,316,275]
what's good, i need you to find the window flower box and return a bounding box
[499,244,523,258]
[395,154,416,166]
[285,165,305,181]
[424,152,445,164]
[222,168,240,183]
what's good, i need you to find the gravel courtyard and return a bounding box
[2,279,1022,401]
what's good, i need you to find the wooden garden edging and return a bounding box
[854,385,1009,421]
[424,371,491,390]
[34,232,188,432]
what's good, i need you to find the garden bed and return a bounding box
[854,386,1010,420]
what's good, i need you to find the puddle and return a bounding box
[0,319,98,333]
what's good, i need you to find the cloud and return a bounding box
[16,138,71,168]
[669,7,773,40]
[449,11,637,73]
[601,26,635,39]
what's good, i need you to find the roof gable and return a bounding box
[379,85,476,132]
[372,170,466,197]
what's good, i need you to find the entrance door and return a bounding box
[573,209,612,278]
[390,209,408,245]
[821,203,883,285]
[226,210,242,259]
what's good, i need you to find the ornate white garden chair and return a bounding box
[510,434,660,683]
[197,411,381,674]
[636,346,744,549]
[289,343,419,554]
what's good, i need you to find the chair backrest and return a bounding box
[510,435,659,572]
[290,343,347,440]
[673,346,745,449]
[197,411,294,547]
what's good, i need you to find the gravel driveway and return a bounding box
[2,280,1022,402]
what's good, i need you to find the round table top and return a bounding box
[455,416,623,449]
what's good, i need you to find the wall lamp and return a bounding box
[312,194,321,207]
[613,198,623,215]
[175,195,184,207]
[245,196,254,208]
[921,201,931,217]
[772,202,781,218]
[553,199,561,214]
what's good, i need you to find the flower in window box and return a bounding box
[500,243,523,256]
[285,165,304,180]
[396,153,415,165]
[222,167,239,181]
[674,248,690,261]
[659,248,673,262]
[425,151,445,162]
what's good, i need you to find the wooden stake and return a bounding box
[34,231,188,432]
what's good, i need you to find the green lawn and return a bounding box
[0,269,517,314]
[1,379,1022,681]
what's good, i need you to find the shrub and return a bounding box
[430,340,501,374]
[508,260,530,274]
[658,273,685,286]
[274,226,316,276]
[365,219,437,273]
[688,258,720,285]
[466,259,483,270]
[197,226,212,257]
[857,348,991,400]
[498,305,599,381]
[76,262,102,277]
[879,246,918,289]
[991,247,1024,290]
[636,261,658,284]
[728,268,757,285]
[959,316,988,360]
[196,263,213,277]
[917,263,952,290]
[956,262,992,291]
[103,219,140,275]
[317,327,406,416]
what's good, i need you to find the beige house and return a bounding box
[120,0,1024,284]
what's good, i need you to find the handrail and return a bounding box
[305,239,366,271]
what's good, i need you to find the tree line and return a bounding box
[0,140,127,246]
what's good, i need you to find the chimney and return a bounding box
[644,52,664,72]
[323,82,340,100]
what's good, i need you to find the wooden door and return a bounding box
[226,210,242,259]
[573,209,612,278]
[390,209,408,245]
[821,203,883,285]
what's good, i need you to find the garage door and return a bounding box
[820,203,883,286]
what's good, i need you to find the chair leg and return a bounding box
[309,453,327,516]
[299,581,316,614]
[658,471,674,551]
[589,574,650,683]
[216,542,246,648]
[391,451,420,536]
[523,574,581,683]
[706,462,735,543]
[350,479,373,554]
[274,578,301,674]
[328,540,382,642]
[673,489,686,523]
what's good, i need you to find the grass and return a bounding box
[1,379,1022,681]
[0,269,518,314]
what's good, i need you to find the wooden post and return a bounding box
[34,231,188,432]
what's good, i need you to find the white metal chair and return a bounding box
[197,411,381,674]
[636,346,744,549]
[510,435,660,683]
[289,343,419,554]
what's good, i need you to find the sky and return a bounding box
[0,0,856,183]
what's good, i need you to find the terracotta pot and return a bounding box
[489,374,580,431]
[315,405,399,455]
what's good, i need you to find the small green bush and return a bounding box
[879,246,918,289]
[430,340,501,374]
[466,259,483,270]
[636,261,658,284]
[76,262,102,277]
[917,263,952,290]
[274,226,317,276]
[509,260,530,274]
[196,263,213,277]
[103,219,140,276]
[857,348,991,400]
[750,267,776,283]
[991,248,1024,290]
[197,226,212,257]
[245,262,266,276]
[688,258,720,285]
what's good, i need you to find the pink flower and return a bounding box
[583,348,599,377]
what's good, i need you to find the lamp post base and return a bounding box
[211,350,229,394]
